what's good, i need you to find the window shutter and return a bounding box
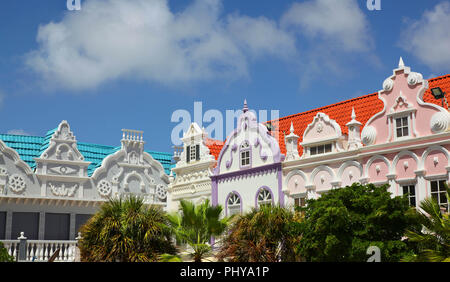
[196,144,200,160]
[186,146,190,163]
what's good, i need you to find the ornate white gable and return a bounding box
[91,129,169,204]
[300,112,344,156]
[34,120,91,198]
[0,139,35,196]
[168,122,217,209]
[362,57,450,146]
[215,100,283,174]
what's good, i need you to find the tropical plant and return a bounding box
[78,195,176,262]
[296,183,420,262]
[402,186,449,262]
[217,205,303,262]
[0,242,14,262]
[158,253,183,262]
[167,199,229,262]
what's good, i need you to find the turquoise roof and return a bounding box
[0,133,174,176]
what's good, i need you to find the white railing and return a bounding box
[1,239,79,262]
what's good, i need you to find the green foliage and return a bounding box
[296,183,419,262]
[167,199,229,262]
[78,195,176,262]
[402,186,450,262]
[158,253,183,262]
[217,205,303,262]
[0,242,14,262]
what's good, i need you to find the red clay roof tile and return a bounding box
[205,74,450,158]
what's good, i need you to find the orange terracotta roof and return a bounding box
[203,74,450,159]
[271,74,450,157]
[205,138,225,160]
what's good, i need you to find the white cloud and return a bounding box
[281,0,373,52]
[6,129,31,136]
[400,1,450,72]
[25,0,296,91]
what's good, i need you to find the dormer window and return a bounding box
[186,144,200,163]
[310,143,332,156]
[240,141,251,167]
[395,116,409,138]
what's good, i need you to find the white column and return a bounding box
[38,212,45,240]
[386,174,397,196]
[414,170,427,204]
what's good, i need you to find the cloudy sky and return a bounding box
[0,0,449,152]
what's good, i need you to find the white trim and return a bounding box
[419,145,450,170]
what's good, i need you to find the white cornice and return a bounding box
[34,158,91,166]
[283,131,450,170]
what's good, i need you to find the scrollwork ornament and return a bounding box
[407,72,423,86]
[383,78,394,92]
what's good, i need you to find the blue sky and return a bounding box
[0,0,449,153]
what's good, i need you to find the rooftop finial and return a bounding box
[351,107,356,120]
[243,99,248,113]
[290,122,295,134]
[398,57,405,68]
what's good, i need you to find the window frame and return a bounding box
[226,192,242,216]
[395,116,410,139]
[256,187,273,208]
[430,179,448,212]
[402,184,417,207]
[239,141,251,168]
[309,143,332,156]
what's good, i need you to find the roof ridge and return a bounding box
[274,92,378,122]
[428,73,450,82]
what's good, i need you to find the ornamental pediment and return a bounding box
[302,112,342,145]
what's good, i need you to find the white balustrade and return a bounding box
[1,239,79,262]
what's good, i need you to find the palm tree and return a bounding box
[402,186,449,262]
[217,205,302,262]
[78,195,176,262]
[167,199,229,262]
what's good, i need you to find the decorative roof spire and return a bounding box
[346,107,362,127]
[351,107,356,120]
[398,56,405,68]
[243,99,248,113]
[290,122,295,134]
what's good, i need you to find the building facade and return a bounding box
[168,58,450,214]
[0,121,172,242]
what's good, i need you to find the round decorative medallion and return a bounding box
[97,180,112,197]
[156,184,167,200]
[316,122,324,133]
[8,174,26,194]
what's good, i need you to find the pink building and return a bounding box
[168,58,450,215]
[280,58,450,211]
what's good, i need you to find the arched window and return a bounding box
[227,192,241,216]
[256,187,273,207]
[240,141,251,167]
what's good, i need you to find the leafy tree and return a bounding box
[296,183,419,262]
[167,199,229,262]
[78,195,176,262]
[0,242,14,262]
[217,205,303,262]
[402,186,449,262]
